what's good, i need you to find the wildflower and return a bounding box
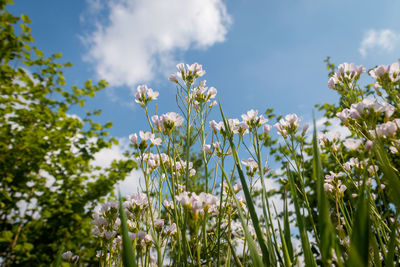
[153,112,184,134]
[375,121,397,137]
[336,109,350,123]
[154,219,164,230]
[209,120,224,134]
[233,183,243,193]
[174,62,206,85]
[324,183,334,193]
[343,139,362,150]
[274,123,287,138]
[203,144,213,154]
[190,80,218,107]
[169,73,178,83]
[369,64,390,79]
[166,223,177,235]
[134,85,159,108]
[339,184,347,194]
[62,251,73,260]
[163,200,174,210]
[129,133,138,145]
[241,158,258,176]
[275,113,300,136]
[139,131,162,146]
[301,124,309,136]
[365,140,373,150]
[328,63,365,89]
[241,109,268,128]
[263,124,272,135]
[389,62,400,82]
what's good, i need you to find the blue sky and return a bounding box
[7,0,400,193]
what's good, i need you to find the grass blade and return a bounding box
[219,162,264,266]
[385,214,398,267]
[283,191,294,262]
[374,141,400,209]
[347,183,369,266]
[287,169,316,267]
[119,193,138,267]
[312,118,335,265]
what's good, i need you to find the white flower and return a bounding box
[62,251,73,260]
[274,122,287,137]
[263,124,272,135]
[166,223,177,235]
[241,158,258,174]
[134,85,159,107]
[209,120,224,133]
[233,183,243,193]
[369,65,390,79]
[241,109,268,128]
[336,109,350,122]
[129,133,138,145]
[154,219,164,229]
[324,183,334,192]
[343,139,362,150]
[169,73,178,83]
[389,62,400,82]
[328,76,338,89]
[339,184,347,194]
[203,144,212,154]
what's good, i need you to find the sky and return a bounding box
[7,0,400,195]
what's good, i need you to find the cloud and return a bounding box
[359,29,400,57]
[315,117,350,138]
[82,0,232,87]
[91,137,144,196]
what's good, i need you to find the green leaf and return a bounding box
[374,142,400,209]
[312,117,337,265]
[21,14,31,24]
[219,164,263,266]
[347,182,369,266]
[119,193,137,267]
[288,169,316,267]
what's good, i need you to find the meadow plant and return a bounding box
[86,61,400,266]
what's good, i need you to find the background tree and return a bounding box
[0,0,136,265]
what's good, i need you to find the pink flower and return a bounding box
[134,85,159,107]
[336,109,350,122]
[369,65,390,79]
[343,139,362,150]
[263,124,272,135]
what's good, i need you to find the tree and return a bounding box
[0,1,136,265]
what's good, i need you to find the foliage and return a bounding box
[0,1,136,265]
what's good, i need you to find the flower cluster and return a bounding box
[328,62,365,89]
[336,98,394,123]
[169,62,206,86]
[324,171,347,196]
[152,112,184,134]
[134,85,159,108]
[241,158,259,176]
[369,62,400,84]
[62,251,79,263]
[274,113,302,137]
[175,192,219,218]
[190,80,217,108]
[129,131,162,149]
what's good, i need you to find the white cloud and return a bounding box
[359,29,400,57]
[315,117,350,138]
[83,0,232,87]
[91,137,144,196]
